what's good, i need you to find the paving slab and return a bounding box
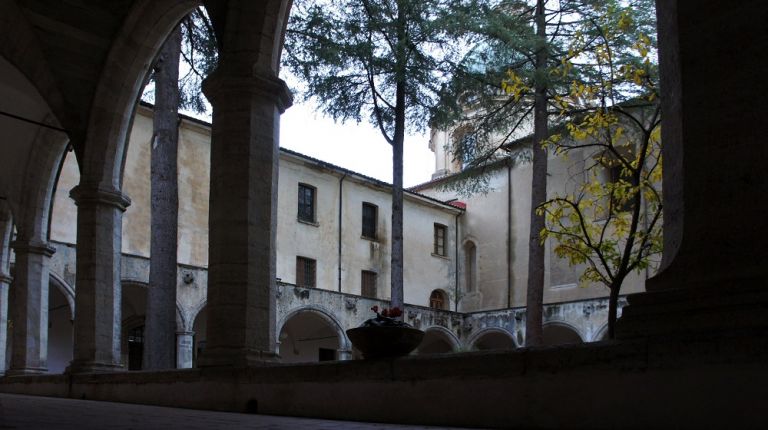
[0,393,477,430]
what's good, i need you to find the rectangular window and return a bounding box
[296,256,316,288]
[298,183,316,223]
[362,202,377,239]
[433,223,447,256]
[361,270,377,298]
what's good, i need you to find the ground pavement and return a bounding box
[0,393,478,429]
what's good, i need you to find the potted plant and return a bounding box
[346,306,424,359]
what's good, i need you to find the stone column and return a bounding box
[337,349,353,361]
[617,0,768,337]
[67,185,130,373]
[175,331,194,369]
[0,272,11,374]
[197,68,292,367]
[7,240,55,375]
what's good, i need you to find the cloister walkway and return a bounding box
[0,393,473,430]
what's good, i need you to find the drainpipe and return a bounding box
[507,159,513,309]
[338,173,347,292]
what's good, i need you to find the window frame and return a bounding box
[433,223,447,257]
[361,202,378,240]
[297,183,317,224]
[361,270,377,298]
[296,256,317,288]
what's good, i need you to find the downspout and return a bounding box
[338,173,348,292]
[454,211,461,312]
[507,159,513,309]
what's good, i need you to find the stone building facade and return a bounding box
[1,2,766,427]
[7,102,624,373]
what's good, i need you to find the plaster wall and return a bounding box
[418,147,648,312]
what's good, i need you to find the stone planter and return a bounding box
[346,325,424,359]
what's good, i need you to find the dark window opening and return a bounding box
[296,256,316,288]
[127,325,144,371]
[362,202,377,239]
[429,290,447,310]
[298,183,316,222]
[319,348,336,362]
[433,223,447,256]
[361,270,377,298]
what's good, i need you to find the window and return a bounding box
[362,202,377,239]
[429,290,447,310]
[296,256,316,288]
[297,183,316,223]
[361,270,377,298]
[464,241,477,292]
[433,223,447,256]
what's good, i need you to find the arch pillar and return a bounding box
[0,272,11,375]
[199,69,292,367]
[7,240,55,375]
[66,185,131,373]
[617,0,768,338]
[175,331,194,369]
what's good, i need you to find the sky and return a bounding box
[279,100,437,188]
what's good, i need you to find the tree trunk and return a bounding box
[525,0,548,347]
[607,283,620,339]
[390,1,406,318]
[144,25,181,370]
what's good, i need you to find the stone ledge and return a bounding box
[2,332,768,428]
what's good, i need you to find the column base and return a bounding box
[4,367,47,376]
[616,282,768,339]
[65,360,125,374]
[197,347,279,368]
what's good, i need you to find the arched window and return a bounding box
[429,290,448,310]
[464,241,477,292]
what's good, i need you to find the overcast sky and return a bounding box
[279,101,436,188]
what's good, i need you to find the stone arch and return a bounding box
[417,325,460,354]
[542,321,584,346]
[0,2,70,132]
[278,305,351,352]
[80,0,201,189]
[48,272,75,320]
[175,302,187,332]
[466,327,517,351]
[592,324,610,342]
[0,55,69,245]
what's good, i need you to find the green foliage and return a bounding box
[283,0,480,142]
[436,0,657,186]
[142,7,217,115]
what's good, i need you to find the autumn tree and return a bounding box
[539,4,661,339]
[284,0,478,315]
[434,0,655,344]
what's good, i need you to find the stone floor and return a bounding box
[0,393,475,429]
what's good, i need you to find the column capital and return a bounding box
[10,240,55,257]
[70,184,131,211]
[0,272,12,284]
[202,69,293,113]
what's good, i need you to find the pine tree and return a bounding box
[143,8,216,370]
[285,0,478,315]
